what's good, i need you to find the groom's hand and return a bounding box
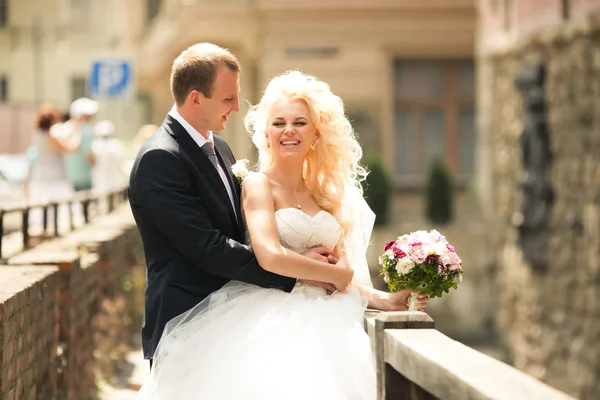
[300,247,338,294]
[301,246,334,263]
[299,279,336,295]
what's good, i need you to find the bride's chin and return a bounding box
[275,148,309,159]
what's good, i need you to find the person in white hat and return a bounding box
[63,97,99,192]
[91,119,126,194]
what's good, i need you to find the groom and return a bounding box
[128,43,340,367]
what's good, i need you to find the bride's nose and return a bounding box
[283,126,295,135]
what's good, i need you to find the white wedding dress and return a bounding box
[136,208,376,400]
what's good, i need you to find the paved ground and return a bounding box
[98,349,149,400]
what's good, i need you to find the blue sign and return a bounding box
[89,59,134,99]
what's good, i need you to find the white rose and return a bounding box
[433,241,447,255]
[412,230,430,243]
[231,159,250,182]
[394,257,415,275]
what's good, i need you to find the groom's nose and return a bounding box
[232,97,240,113]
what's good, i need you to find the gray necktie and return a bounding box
[202,141,220,171]
[201,141,239,221]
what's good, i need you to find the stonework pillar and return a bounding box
[478,7,600,398]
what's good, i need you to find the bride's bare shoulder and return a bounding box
[243,171,281,188]
[242,172,273,194]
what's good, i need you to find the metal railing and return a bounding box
[0,186,129,261]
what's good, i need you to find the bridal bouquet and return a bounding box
[379,230,463,310]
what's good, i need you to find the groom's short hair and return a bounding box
[170,43,241,106]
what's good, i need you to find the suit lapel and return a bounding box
[214,140,245,233]
[164,116,239,226]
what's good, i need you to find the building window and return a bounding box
[393,60,475,184]
[148,0,161,22]
[0,76,7,101]
[0,0,8,27]
[71,76,87,101]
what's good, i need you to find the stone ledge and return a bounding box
[7,248,80,268]
[368,311,435,399]
[375,311,436,330]
[383,329,576,400]
[0,265,59,301]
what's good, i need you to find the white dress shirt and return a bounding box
[169,107,238,221]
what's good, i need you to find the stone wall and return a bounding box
[0,205,143,400]
[0,266,60,400]
[480,12,600,400]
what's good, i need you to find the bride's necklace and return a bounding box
[285,184,305,209]
[292,192,302,210]
[272,175,306,209]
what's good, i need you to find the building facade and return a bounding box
[136,0,476,170]
[478,1,600,398]
[0,0,151,152]
[0,0,476,176]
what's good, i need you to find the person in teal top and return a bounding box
[62,98,99,191]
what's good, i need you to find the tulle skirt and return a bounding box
[136,281,376,400]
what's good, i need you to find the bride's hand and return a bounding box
[386,290,429,312]
[332,258,354,292]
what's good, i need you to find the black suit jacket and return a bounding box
[128,114,296,359]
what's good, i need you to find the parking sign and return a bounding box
[89,59,134,99]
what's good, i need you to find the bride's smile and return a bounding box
[266,97,319,158]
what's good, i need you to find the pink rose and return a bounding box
[383,272,390,283]
[449,263,462,271]
[408,242,427,264]
[391,242,407,259]
[384,241,396,252]
[448,252,461,266]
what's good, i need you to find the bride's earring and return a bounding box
[311,131,320,150]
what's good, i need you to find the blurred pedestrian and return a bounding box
[92,119,126,193]
[62,97,98,192]
[27,105,77,228]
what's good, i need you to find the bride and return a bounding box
[136,71,428,399]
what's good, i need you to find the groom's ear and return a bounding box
[189,90,203,106]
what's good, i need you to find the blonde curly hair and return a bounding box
[244,70,367,241]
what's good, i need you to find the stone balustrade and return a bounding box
[365,311,577,400]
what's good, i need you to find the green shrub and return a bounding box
[363,154,391,226]
[424,157,454,225]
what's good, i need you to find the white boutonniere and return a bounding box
[231,159,250,183]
